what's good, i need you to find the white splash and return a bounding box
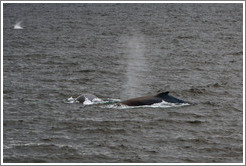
[105,100,190,109]
[64,96,114,105]
[92,97,103,102]
[151,100,190,108]
[64,97,75,103]
[83,97,94,105]
[14,21,23,29]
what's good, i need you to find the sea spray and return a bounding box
[120,32,150,100]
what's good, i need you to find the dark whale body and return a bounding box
[121,91,185,106]
[75,94,98,103]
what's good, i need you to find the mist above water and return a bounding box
[120,32,149,100]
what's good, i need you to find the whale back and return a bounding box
[155,91,185,103]
[75,95,85,103]
[75,94,97,103]
[121,91,186,106]
[155,91,169,98]
[121,95,162,106]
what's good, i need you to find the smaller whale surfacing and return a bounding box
[65,94,102,105]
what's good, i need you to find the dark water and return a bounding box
[3,3,244,163]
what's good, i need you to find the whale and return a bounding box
[121,91,185,106]
[72,92,186,106]
[75,94,99,103]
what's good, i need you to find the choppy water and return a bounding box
[3,3,244,163]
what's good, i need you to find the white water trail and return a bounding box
[120,32,149,100]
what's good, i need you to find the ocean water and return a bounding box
[2,3,244,163]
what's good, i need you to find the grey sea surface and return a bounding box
[2,3,244,163]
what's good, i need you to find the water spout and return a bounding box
[120,32,149,99]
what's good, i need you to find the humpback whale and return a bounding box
[121,91,185,106]
[71,92,187,107]
[75,94,99,103]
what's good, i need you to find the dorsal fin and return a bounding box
[155,91,169,98]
